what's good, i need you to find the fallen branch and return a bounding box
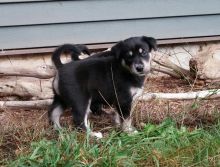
[139,89,220,101]
[151,66,182,78]
[1,89,219,110]
[0,99,52,110]
[152,52,192,80]
[153,55,191,77]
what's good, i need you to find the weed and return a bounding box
[7,118,220,167]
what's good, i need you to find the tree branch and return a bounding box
[152,53,191,79]
[139,89,220,101]
[1,89,219,110]
[0,99,52,110]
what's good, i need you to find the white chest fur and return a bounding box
[130,87,144,100]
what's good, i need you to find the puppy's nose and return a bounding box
[135,64,144,72]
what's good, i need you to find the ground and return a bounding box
[0,76,220,165]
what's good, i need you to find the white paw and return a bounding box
[123,127,138,134]
[127,129,139,136]
[90,131,103,139]
[132,130,138,134]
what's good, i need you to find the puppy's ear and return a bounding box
[111,41,124,59]
[142,36,157,52]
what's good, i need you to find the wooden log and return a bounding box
[0,76,53,100]
[0,64,55,79]
[0,54,55,79]
[0,53,79,79]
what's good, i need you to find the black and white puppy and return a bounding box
[48,36,157,138]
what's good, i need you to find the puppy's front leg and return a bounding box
[122,116,137,134]
[116,100,137,134]
[72,99,103,139]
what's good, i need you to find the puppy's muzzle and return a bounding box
[134,64,144,73]
[133,60,151,76]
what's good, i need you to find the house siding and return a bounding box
[0,0,220,49]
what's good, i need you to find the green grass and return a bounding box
[7,118,220,167]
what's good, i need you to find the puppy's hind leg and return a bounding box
[71,100,90,131]
[48,95,64,129]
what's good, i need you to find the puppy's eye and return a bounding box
[139,48,147,56]
[128,51,133,57]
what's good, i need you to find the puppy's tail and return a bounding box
[52,44,90,69]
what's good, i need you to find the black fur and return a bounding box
[49,36,157,133]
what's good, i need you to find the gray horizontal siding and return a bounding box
[0,0,220,50]
[1,0,220,27]
[0,0,49,3]
[1,15,220,49]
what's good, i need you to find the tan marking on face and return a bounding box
[128,51,133,56]
[139,48,143,53]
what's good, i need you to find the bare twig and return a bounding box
[151,67,182,78]
[153,55,191,78]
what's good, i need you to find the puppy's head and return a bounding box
[111,36,157,76]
